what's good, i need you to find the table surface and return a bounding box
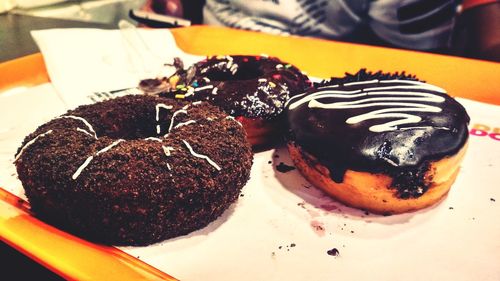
[0,13,114,63]
[0,19,499,281]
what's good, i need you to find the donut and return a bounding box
[14,95,253,245]
[158,55,311,147]
[286,69,470,215]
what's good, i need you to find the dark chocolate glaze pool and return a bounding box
[286,76,469,198]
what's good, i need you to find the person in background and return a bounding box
[143,0,500,62]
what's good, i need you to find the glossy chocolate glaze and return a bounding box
[160,55,311,120]
[287,71,470,198]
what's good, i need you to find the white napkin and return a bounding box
[31,27,203,109]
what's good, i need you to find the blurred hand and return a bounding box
[142,0,183,18]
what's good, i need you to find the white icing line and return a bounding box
[72,156,94,180]
[156,103,173,134]
[225,116,243,126]
[230,64,238,74]
[76,127,97,139]
[343,79,379,86]
[316,84,339,90]
[56,116,97,139]
[167,109,188,134]
[145,137,163,142]
[379,79,447,93]
[15,130,53,161]
[288,89,362,110]
[162,145,175,157]
[72,139,124,180]
[174,120,196,129]
[96,139,124,156]
[167,163,172,170]
[182,104,190,110]
[182,140,221,171]
[289,81,447,132]
[194,85,214,92]
[192,101,202,105]
[211,87,218,95]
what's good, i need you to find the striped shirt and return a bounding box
[204,0,462,50]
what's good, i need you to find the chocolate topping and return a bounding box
[160,55,311,120]
[15,95,253,245]
[286,70,470,198]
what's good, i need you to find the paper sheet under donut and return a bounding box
[1,82,500,281]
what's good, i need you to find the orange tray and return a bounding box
[1,25,499,280]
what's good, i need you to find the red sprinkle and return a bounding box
[272,74,282,80]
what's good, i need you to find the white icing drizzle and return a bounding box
[162,145,175,157]
[144,137,163,142]
[156,103,173,134]
[182,104,190,110]
[56,115,97,139]
[72,139,124,180]
[167,109,188,134]
[76,127,97,139]
[211,87,218,95]
[96,139,124,156]
[166,163,172,170]
[72,156,93,180]
[15,130,53,161]
[194,85,214,92]
[289,80,448,133]
[192,101,202,105]
[182,140,221,171]
[174,120,196,129]
[258,78,267,83]
[225,116,243,126]
[343,79,379,86]
[230,63,238,74]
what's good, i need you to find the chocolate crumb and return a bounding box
[364,211,370,216]
[279,246,282,249]
[290,243,296,247]
[491,198,496,202]
[449,207,454,210]
[350,230,354,233]
[327,248,339,256]
[276,162,295,173]
[240,194,245,197]
[268,160,272,164]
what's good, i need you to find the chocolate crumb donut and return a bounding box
[15,95,252,245]
[160,55,311,147]
[286,69,470,214]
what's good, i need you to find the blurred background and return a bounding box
[0,0,499,62]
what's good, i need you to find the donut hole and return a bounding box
[205,61,264,81]
[96,113,159,140]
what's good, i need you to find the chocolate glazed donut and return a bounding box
[286,70,470,214]
[160,55,311,147]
